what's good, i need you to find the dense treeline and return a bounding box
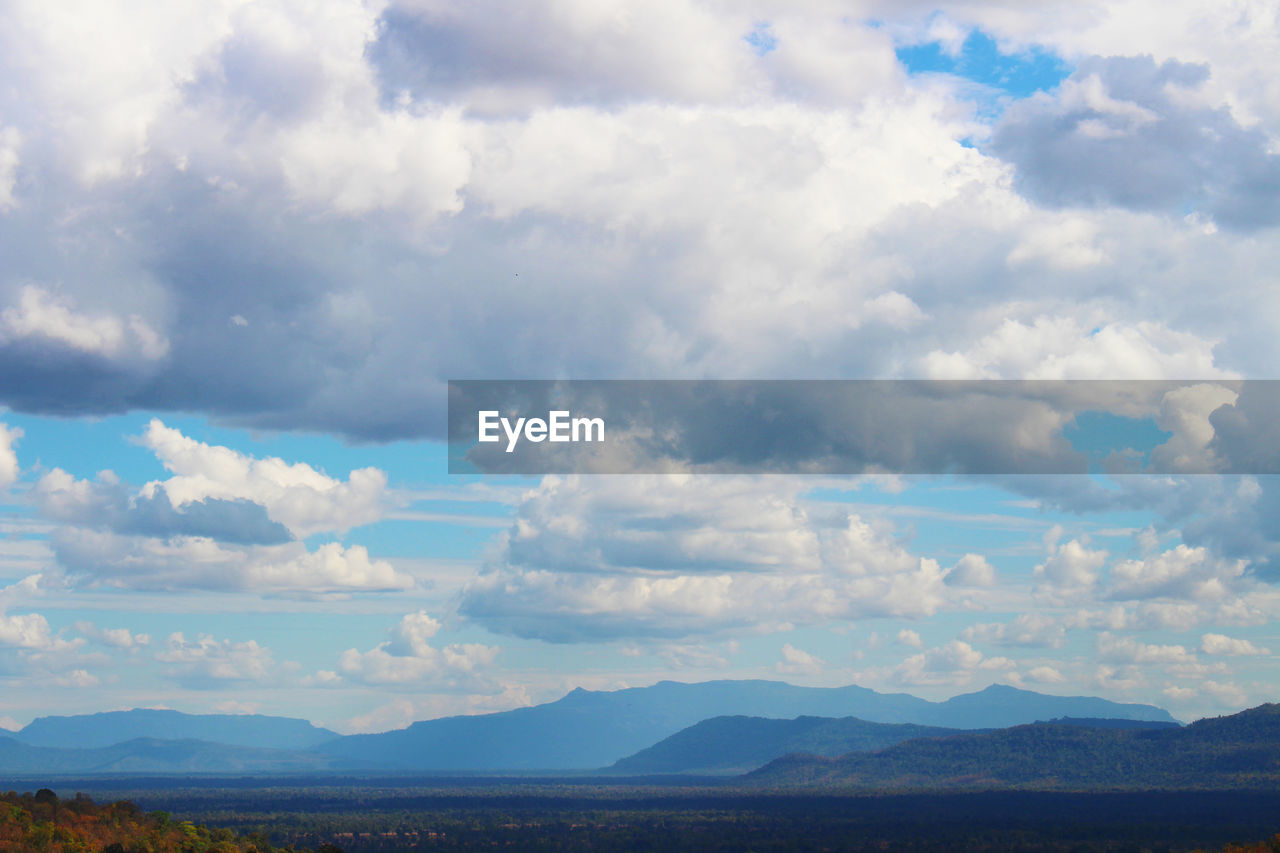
[0,789,341,853]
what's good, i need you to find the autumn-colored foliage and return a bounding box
[1205,837,1280,853]
[0,789,334,853]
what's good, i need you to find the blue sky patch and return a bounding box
[745,22,779,56]
[1064,411,1173,473]
[897,30,1071,98]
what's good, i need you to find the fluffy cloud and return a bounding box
[0,574,41,610]
[1034,532,1108,598]
[0,0,1279,719]
[999,470,1280,585]
[922,317,1226,380]
[993,56,1280,229]
[0,611,67,651]
[896,629,924,648]
[30,422,408,595]
[1109,544,1247,601]
[892,640,1015,687]
[1096,632,1195,665]
[139,420,388,538]
[335,611,499,687]
[156,632,285,684]
[0,422,20,490]
[0,285,168,361]
[74,621,151,649]
[54,669,101,688]
[0,575,79,654]
[52,528,411,594]
[1200,633,1271,657]
[34,468,292,546]
[1200,679,1248,707]
[1025,665,1067,684]
[776,642,825,676]
[962,613,1066,648]
[944,553,997,587]
[461,475,951,641]
[2,1,1274,441]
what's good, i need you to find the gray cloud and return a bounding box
[0,4,1277,452]
[991,472,1280,586]
[992,55,1280,229]
[459,475,951,642]
[366,1,759,110]
[33,473,292,546]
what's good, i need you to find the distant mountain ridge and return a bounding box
[317,681,1175,771]
[15,709,339,750]
[747,704,1280,789]
[0,681,1177,775]
[0,734,356,774]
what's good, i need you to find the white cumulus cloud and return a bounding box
[140,419,389,538]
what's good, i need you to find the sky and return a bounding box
[1,0,1279,734]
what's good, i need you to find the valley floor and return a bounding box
[22,778,1280,852]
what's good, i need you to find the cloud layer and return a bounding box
[0,1,1276,439]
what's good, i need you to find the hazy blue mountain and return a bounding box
[317,680,1174,771]
[908,684,1175,729]
[15,709,339,750]
[0,734,355,775]
[607,715,978,775]
[747,704,1280,789]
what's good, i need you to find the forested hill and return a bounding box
[608,715,980,775]
[747,703,1280,789]
[608,714,1181,775]
[0,789,339,852]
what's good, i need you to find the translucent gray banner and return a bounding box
[447,380,1278,475]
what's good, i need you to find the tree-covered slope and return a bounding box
[0,789,337,852]
[748,704,1280,789]
[608,715,977,774]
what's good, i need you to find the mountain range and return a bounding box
[13,708,339,750]
[315,681,1173,770]
[0,680,1177,776]
[0,735,354,775]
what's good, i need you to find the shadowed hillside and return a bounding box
[748,703,1280,789]
[607,715,978,774]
